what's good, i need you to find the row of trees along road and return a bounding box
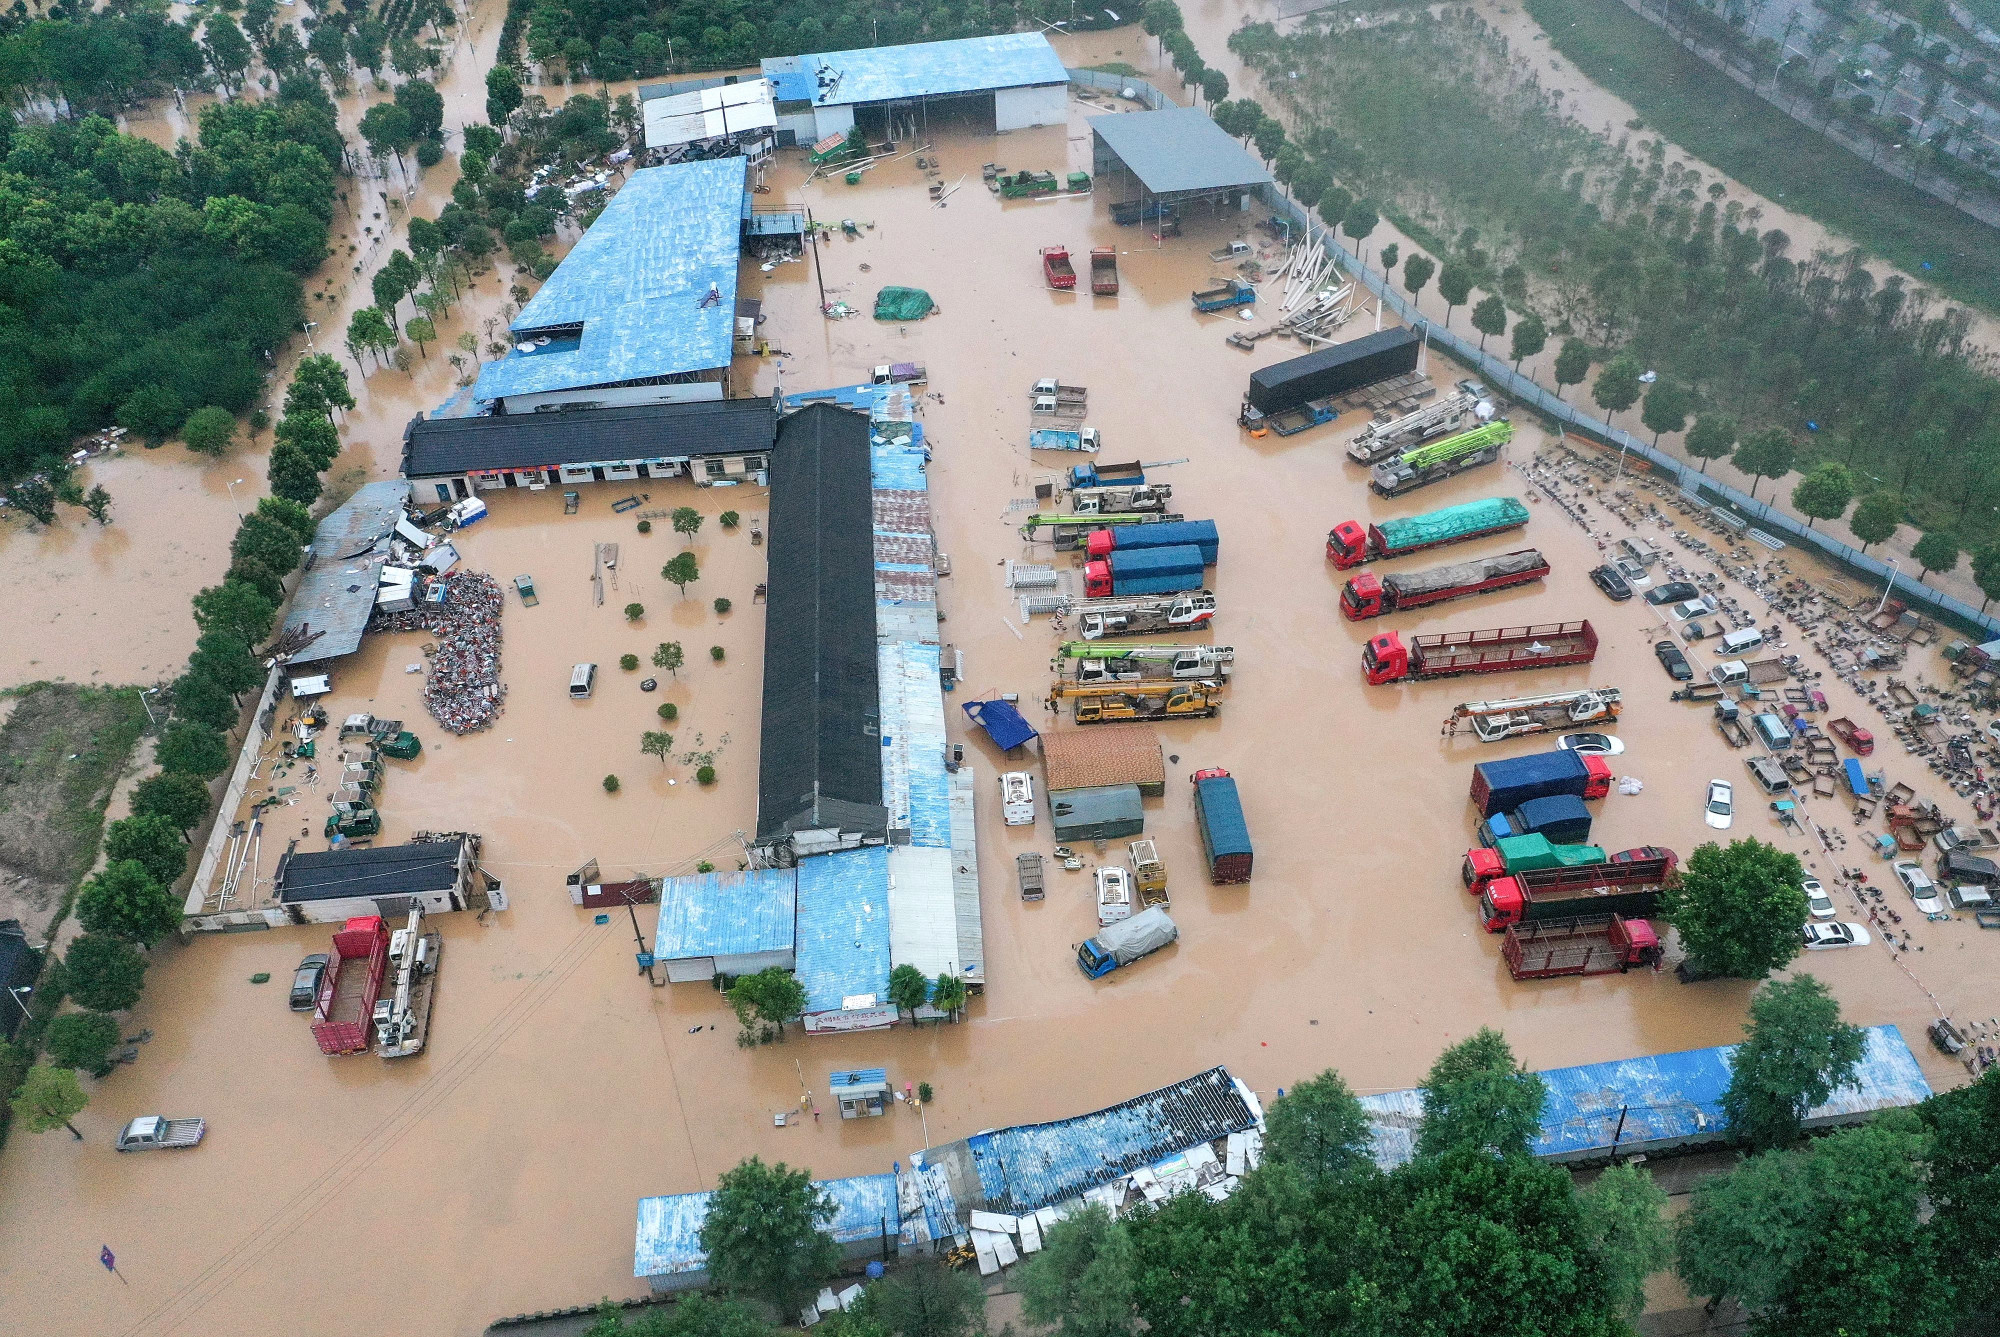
[1226,6,2000,576]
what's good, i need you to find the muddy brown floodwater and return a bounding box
[2,82,1994,1337]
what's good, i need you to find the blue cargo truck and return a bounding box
[1192,768,1253,883]
[1088,519,1221,565]
[1478,794,1594,847]
[1468,750,1613,818]
[1084,545,1206,598]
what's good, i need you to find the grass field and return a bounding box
[1524,0,2000,313]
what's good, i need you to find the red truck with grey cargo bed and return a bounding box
[1363,621,1598,685]
[1478,855,1678,933]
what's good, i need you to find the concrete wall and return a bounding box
[812,103,857,140]
[995,82,1068,131]
[283,887,463,925]
[183,662,287,931]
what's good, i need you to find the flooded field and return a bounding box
[3,84,1996,1337]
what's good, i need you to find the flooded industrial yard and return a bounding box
[3,51,1997,1337]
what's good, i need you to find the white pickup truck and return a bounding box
[116,1115,206,1152]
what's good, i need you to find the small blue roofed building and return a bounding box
[653,868,799,983]
[764,33,1068,144]
[471,159,748,415]
[830,1067,891,1118]
[635,1172,907,1292]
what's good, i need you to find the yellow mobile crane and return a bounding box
[1046,679,1223,724]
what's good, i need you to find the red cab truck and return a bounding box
[311,916,390,1055]
[1042,246,1077,290]
[1340,548,1549,620]
[1084,545,1206,598]
[1478,854,1678,932]
[1470,749,1612,817]
[1502,915,1663,979]
[1192,768,1253,884]
[1363,621,1598,685]
[1462,834,1606,892]
[1325,497,1530,569]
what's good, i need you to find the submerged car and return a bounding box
[1704,779,1734,829]
[1655,640,1693,681]
[1558,732,1626,756]
[1802,922,1872,950]
[1894,860,1944,914]
[289,953,330,1011]
[1802,877,1836,921]
[1645,582,1699,606]
[1589,565,1633,601]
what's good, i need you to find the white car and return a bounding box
[1095,866,1133,927]
[1672,597,1716,621]
[1558,732,1626,757]
[1893,860,1943,914]
[1704,779,1734,829]
[1802,922,1872,950]
[1802,878,1836,920]
[999,772,1036,827]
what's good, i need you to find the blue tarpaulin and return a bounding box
[963,699,1038,752]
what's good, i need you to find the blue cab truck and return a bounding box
[1077,906,1179,978]
[1477,794,1594,848]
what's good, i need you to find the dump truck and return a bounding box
[311,916,390,1055]
[116,1115,206,1151]
[1502,915,1663,979]
[1030,426,1100,453]
[1263,398,1341,437]
[1021,512,1182,550]
[375,907,442,1060]
[1478,854,1678,932]
[1369,421,1512,496]
[1478,795,1595,848]
[1074,591,1217,639]
[1090,247,1119,295]
[999,169,1059,198]
[1077,905,1179,978]
[1192,279,1255,313]
[1340,548,1549,620]
[1452,687,1623,743]
[1364,620,1599,685]
[1042,246,1077,290]
[1067,458,1134,488]
[1072,484,1172,515]
[1326,496,1531,569]
[1344,392,1478,464]
[1084,545,1207,598]
[1063,643,1234,684]
[1087,519,1220,565]
[1462,834,1608,893]
[1240,328,1422,430]
[1828,717,1875,755]
[1192,768,1253,883]
[1049,680,1223,724]
[1469,749,1613,817]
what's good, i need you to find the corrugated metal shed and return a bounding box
[653,868,798,961]
[948,768,983,988]
[794,847,892,1014]
[1090,107,1275,197]
[1040,725,1164,794]
[472,160,746,404]
[888,846,959,979]
[764,34,1066,108]
[275,838,465,903]
[281,481,408,665]
[1358,1024,1932,1169]
[635,1172,902,1284]
[400,400,775,478]
[643,79,777,149]
[1049,785,1145,842]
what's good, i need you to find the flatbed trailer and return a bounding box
[1340,548,1549,620]
[1022,511,1183,550]
[1502,915,1662,979]
[311,916,389,1056]
[1365,620,1598,685]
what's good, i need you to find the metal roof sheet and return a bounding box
[880,643,951,848]
[653,868,798,960]
[1090,107,1275,197]
[401,400,775,478]
[281,481,408,665]
[635,1173,900,1280]
[275,838,465,903]
[472,160,746,403]
[887,845,959,979]
[643,80,777,149]
[764,34,1065,108]
[831,1067,889,1088]
[793,847,892,1014]
[1358,1024,1932,1169]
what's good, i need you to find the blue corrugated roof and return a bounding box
[654,868,798,960]
[635,1173,900,1280]
[473,160,745,403]
[793,846,892,1014]
[1358,1024,1932,1169]
[765,34,1065,108]
[831,1067,888,1088]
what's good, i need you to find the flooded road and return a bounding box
[4,98,1993,1336]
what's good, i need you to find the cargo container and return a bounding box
[1478,854,1677,931]
[1469,750,1613,817]
[1086,520,1220,565]
[1502,915,1663,979]
[1364,621,1598,685]
[1462,834,1608,893]
[1191,768,1253,884]
[1340,548,1549,620]
[1241,327,1422,419]
[1478,795,1594,848]
[1325,496,1530,569]
[311,916,389,1055]
[1049,784,1145,842]
[1084,545,1207,598]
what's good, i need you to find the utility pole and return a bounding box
[803,205,828,313]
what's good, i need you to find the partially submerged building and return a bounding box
[635,1173,906,1292]
[279,481,411,668]
[1090,106,1275,220]
[764,33,1068,143]
[639,77,778,158]
[272,836,490,924]
[652,868,798,982]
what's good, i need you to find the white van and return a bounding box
[1753,713,1790,751]
[1718,628,1764,656]
[569,663,597,699]
[1710,660,1748,688]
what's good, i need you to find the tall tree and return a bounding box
[1683,414,1737,473]
[1507,311,1547,371]
[395,79,446,141]
[1402,252,1435,303]
[131,772,214,836]
[1723,975,1865,1152]
[103,815,190,888]
[1733,427,1797,501]
[662,552,700,598]
[181,406,237,457]
[887,963,930,1020]
[1262,1068,1376,1184]
[1469,294,1508,351]
[857,1258,984,1337]
[1912,528,1961,580]
[192,581,276,648]
[64,934,147,1012]
[12,1064,88,1140]
[671,506,704,543]
[725,967,804,1040]
[486,63,524,125]
[698,1157,838,1317]
[155,721,232,779]
[1922,1065,2000,1318]
[1020,1205,1136,1337]
[1639,377,1691,445]
[1341,198,1379,263]
[1790,460,1856,528]
[1659,839,1806,980]
[1553,338,1591,402]
[1416,1027,1547,1160]
[1849,491,1902,552]
[1436,262,1473,329]
[1576,1163,1672,1322]
[1972,542,2000,612]
[1589,354,1643,428]
[77,861,180,945]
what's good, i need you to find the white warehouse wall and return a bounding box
[994,82,1067,132]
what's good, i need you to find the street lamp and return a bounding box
[1874,559,1903,619]
[302,320,319,350]
[226,478,244,517]
[7,986,30,1021]
[138,686,160,728]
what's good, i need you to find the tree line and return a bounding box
[1229,6,2000,568]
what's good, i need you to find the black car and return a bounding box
[289,953,330,1011]
[1645,582,1699,606]
[1655,640,1693,681]
[1589,565,1633,601]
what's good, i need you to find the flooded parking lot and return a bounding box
[2,96,1995,1336]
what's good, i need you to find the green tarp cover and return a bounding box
[874,286,935,321]
[1375,497,1529,551]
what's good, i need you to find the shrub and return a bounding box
[416,137,445,167]
[713,597,732,615]
[696,859,716,873]
[918,1081,934,1104]
[710,645,725,662]
[619,654,640,671]
[603,775,620,793]
[696,765,717,785]
[637,520,652,534]
[719,510,741,529]
[43,1012,122,1077]
[657,702,678,721]
[624,602,644,622]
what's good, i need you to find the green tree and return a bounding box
[64,935,147,1013]
[226,557,286,604]
[1553,338,1591,402]
[359,102,415,176]
[1790,460,1855,528]
[118,384,187,444]
[1733,427,1797,500]
[1379,242,1401,271]
[1590,354,1643,427]
[1639,377,1691,445]
[295,353,355,415]
[671,506,704,543]
[624,602,645,622]
[487,63,524,124]
[887,963,930,1019]
[192,629,262,693]
[77,860,179,945]
[1723,975,1866,1152]
[1402,252,1435,303]
[1341,198,1379,261]
[857,1258,983,1337]
[191,581,276,648]
[1415,1027,1547,1159]
[1971,543,2000,612]
[131,772,213,836]
[404,316,436,359]
[725,967,806,1041]
[1469,293,1508,351]
[698,1156,839,1316]
[1436,261,1473,328]
[395,79,446,141]
[268,441,324,507]
[1020,1204,1136,1337]
[204,16,253,88]
[1290,161,1330,209]
[1142,0,1185,41]
[1922,1064,2000,1317]
[278,413,341,471]
[930,972,967,1016]
[371,261,412,330]
[1262,1068,1376,1184]
[1507,311,1547,371]
[1199,69,1229,107]
[1661,838,1805,980]
[1912,528,1961,580]
[347,307,397,369]
[44,1011,121,1077]
[180,406,237,457]
[1683,414,1737,473]
[1576,1162,1672,1322]
[1253,115,1287,165]
[231,511,307,576]
[12,1064,88,1140]
[1849,491,1903,552]
[155,721,232,779]
[105,815,190,888]
[170,671,239,732]
[652,642,684,678]
[584,1295,775,1337]
[662,552,700,598]
[640,730,674,766]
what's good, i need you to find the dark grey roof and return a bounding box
[1091,107,1274,197]
[276,839,467,904]
[281,481,409,667]
[0,921,39,1042]
[756,405,886,842]
[401,400,777,479]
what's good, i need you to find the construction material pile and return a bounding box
[375,570,507,734]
